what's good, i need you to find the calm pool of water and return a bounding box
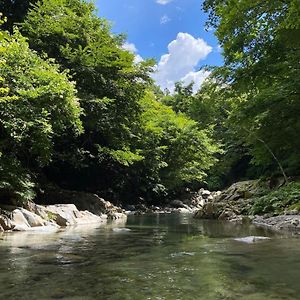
[0,213,299,300]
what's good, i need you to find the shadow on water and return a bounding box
[0,213,299,300]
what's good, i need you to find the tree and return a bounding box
[0,23,82,203]
[0,0,37,32]
[21,0,155,197]
[203,0,300,179]
[136,91,219,198]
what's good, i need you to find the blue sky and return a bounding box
[96,0,223,92]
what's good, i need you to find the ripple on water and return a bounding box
[0,214,299,300]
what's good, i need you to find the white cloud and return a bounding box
[160,14,171,24]
[181,70,211,92]
[152,32,212,93]
[122,42,137,53]
[122,42,143,64]
[156,0,173,5]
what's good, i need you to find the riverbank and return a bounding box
[1,179,299,234]
[0,195,127,232]
[193,180,300,234]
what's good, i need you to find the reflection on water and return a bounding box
[0,214,299,300]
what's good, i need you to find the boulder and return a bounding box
[253,215,300,232]
[11,209,30,229]
[125,204,136,211]
[177,207,192,214]
[38,189,125,217]
[170,200,191,211]
[194,202,217,219]
[0,215,14,230]
[216,180,267,203]
[12,224,31,231]
[19,208,45,227]
[170,200,186,208]
[43,204,106,227]
[44,204,80,226]
[25,201,49,219]
[201,190,211,198]
[234,236,271,244]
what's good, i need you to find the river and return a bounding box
[0,213,299,299]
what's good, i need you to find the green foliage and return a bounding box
[0,27,82,203]
[0,156,36,204]
[22,0,153,169]
[5,0,298,206]
[139,91,219,193]
[202,0,300,181]
[250,182,300,215]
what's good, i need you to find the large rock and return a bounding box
[43,204,106,226]
[253,215,300,232]
[194,180,268,221]
[170,200,191,210]
[0,202,108,231]
[216,180,267,203]
[11,209,30,229]
[0,215,14,230]
[19,208,46,227]
[234,236,271,244]
[38,189,125,219]
[194,202,218,219]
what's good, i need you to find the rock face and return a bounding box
[193,180,300,233]
[216,180,267,203]
[194,180,266,222]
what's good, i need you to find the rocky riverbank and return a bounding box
[0,192,127,232]
[1,180,299,234]
[193,180,300,234]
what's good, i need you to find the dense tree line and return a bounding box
[0,0,217,205]
[0,0,298,205]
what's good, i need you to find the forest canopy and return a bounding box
[0,0,299,205]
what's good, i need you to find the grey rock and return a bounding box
[234,236,271,244]
[170,200,186,208]
[194,202,217,219]
[11,209,30,228]
[201,190,211,198]
[19,208,45,227]
[0,215,14,230]
[285,209,299,215]
[112,228,131,232]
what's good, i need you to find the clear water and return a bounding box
[0,213,299,300]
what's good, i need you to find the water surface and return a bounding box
[0,213,299,299]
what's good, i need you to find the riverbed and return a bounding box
[0,213,299,299]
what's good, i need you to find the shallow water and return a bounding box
[0,213,299,300]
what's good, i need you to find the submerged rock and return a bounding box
[112,228,131,232]
[234,236,271,244]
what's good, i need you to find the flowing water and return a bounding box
[0,213,299,300]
